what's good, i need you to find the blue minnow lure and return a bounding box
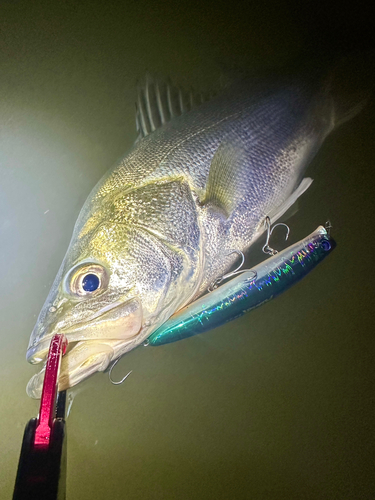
[147,225,335,346]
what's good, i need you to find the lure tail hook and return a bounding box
[108,357,132,385]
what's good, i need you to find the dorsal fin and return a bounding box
[135,74,213,139]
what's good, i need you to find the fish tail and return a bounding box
[326,51,374,128]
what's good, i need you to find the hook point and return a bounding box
[108,358,133,385]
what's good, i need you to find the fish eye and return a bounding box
[65,263,109,297]
[82,273,100,292]
[320,239,331,251]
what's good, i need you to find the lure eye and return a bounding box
[65,263,109,297]
[321,239,331,251]
[82,273,100,292]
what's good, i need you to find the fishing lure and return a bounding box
[147,225,335,346]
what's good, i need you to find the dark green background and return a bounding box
[1,1,374,498]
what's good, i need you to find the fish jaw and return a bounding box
[26,340,117,398]
[26,296,144,397]
[27,296,143,363]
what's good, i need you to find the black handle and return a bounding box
[13,391,67,500]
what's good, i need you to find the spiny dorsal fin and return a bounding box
[135,74,213,139]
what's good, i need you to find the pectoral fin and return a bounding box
[202,140,247,217]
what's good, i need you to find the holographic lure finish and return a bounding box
[148,225,335,346]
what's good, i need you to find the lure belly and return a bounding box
[148,225,335,346]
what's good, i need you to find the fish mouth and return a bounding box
[27,296,143,364]
[26,296,143,397]
[26,339,120,398]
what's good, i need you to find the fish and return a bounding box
[147,224,336,346]
[26,66,363,398]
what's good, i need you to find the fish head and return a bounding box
[27,181,198,397]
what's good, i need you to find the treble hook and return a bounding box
[208,250,257,292]
[262,216,290,256]
[108,357,132,386]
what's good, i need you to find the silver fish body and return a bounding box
[26,73,344,397]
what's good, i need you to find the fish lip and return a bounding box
[26,342,116,398]
[26,296,141,363]
[26,338,53,364]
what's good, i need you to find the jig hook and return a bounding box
[262,216,290,256]
[108,357,132,385]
